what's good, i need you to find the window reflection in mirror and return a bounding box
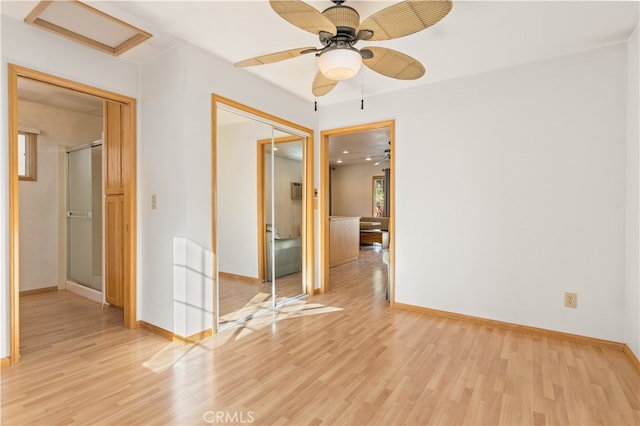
[372,176,384,217]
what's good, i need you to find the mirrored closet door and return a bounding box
[261,135,305,301]
[214,97,313,331]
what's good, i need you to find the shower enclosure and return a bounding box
[66,142,103,298]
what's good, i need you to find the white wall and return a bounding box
[139,44,188,334]
[1,14,139,358]
[319,43,630,343]
[139,43,316,336]
[17,100,102,292]
[332,162,386,217]
[626,25,640,359]
[217,119,264,278]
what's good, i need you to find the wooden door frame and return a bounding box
[211,94,314,331]
[319,120,395,305]
[7,64,138,365]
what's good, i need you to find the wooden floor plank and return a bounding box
[2,247,639,425]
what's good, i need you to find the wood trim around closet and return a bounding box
[211,94,315,317]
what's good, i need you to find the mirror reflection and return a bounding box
[261,137,304,301]
[215,103,308,330]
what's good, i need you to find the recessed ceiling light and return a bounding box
[365,157,372,161]
[25,0,152,56]
[374,162,380,166]
[336,159,343,164]
[342,150,349,154]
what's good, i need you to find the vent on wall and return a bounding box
[291,182,302,200]
[25,0,152,56]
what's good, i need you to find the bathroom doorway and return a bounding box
[8,64,138,365]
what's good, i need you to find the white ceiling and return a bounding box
[3,1,639,106]
[328,127,391,166]
[4,0,638,165]
[18,78,104,116]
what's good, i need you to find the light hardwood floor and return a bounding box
[219,272,304,325]
[2,247,639,425]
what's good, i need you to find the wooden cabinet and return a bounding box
[105,195,124,307]
[103,101,127,309]
[360,230,389,248]
[104,101,124,195]
[329,216,360,267]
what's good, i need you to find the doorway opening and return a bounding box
[319,120,395,304]
[8,64,138,365]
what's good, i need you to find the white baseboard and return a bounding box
[66,281,103,304]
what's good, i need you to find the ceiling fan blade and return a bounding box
[270,0,337,36]
[234,47,316,67]
[361,47,425,80]
[312,72,339,97]
[357,0,452,41]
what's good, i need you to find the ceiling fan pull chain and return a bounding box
[314,56,319,111]
[361,69,365,110]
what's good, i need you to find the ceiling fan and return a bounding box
[373,146,391,164]
[234,0,453,97]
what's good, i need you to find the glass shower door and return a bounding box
[67,145,102,291]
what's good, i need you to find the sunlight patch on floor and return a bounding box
[218,292,275,323]
[143,295,342,373]
[218,296,343,340]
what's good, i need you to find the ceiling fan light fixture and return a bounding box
[318,48,362,81]
[240,0,452,97]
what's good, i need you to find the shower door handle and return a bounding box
[67,210,92,219]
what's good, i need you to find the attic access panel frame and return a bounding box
[25,0,152,56]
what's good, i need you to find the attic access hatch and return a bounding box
[25,0,152,56]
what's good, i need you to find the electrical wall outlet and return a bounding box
[151,194,157,210]
[564,292,577,308]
